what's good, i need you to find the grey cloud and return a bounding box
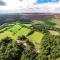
[0,0,6,6]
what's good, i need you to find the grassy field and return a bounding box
[0,31,13,40]
[56,58,60,60]
[51,19,60,26]
[8,23,22,33]
[23,24,32,27]
[49,30,59,36]
[13,27,31,40]
[0,20,60,48]
[28,31,44,48]
[0,20,60,49]
[0,20,60,60]
[0,22,44,48]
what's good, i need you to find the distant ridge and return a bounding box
[0,13,60,24]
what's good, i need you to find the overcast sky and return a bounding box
[0,0,60,13]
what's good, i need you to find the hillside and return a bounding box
[0,19,60,60]
[0,13,60,24]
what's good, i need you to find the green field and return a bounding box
[23,24,32,27]
[14,27,31,40]
[0,31,13,40]
[28,31,43,48]
[0,22,44,48]
[0,20,60,60]
[8,23,22,33]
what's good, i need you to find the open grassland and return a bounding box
[0,22,44,48]
[49,30,60,36]
[28,31,43,43]
[8,23,22,33]
[0,31,13,40]
[14,27,31,40]
[28,31,43,48]
[23,24,32,27]
[0,20,60,47]
[56,58,60,60]
[0,20,60,60]
[51,19,60,26]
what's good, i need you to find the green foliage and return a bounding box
[27,30,34,36]
[0,37,23,60]
[21,49,38,60]
[39,34,60,60]
[0,21,60,60]
[31,20,60,33]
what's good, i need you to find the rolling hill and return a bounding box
[0,13,60,60]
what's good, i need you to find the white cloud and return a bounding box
[0,0,36,13]
[0,0,60,13]
[32,1,60,13]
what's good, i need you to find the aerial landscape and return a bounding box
[0,0,60,60]
[0,13,60,60]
